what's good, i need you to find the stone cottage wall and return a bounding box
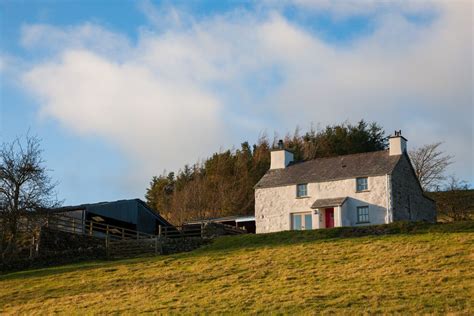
[255,175,389,234]
[390,154,436,222]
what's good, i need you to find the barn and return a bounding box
[51,199,172,235]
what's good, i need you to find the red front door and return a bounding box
[325,208,334,228]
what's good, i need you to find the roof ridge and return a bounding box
[310,149,387,160]
[60,198,143,209]
[288,149,388,167]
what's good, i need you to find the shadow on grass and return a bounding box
[1,221,472,281]
[0,256,158,281]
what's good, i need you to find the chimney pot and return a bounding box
[278,139,284,149]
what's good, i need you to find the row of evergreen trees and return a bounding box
[145,120,387,224]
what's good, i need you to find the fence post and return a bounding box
[72,218,75,234]
[122,228,125,239]
[35,236,39,256]
[106,225,109,239]
[29,236,35,259]
[105,235,109,259]
[89,221,93,236]
[136,230,139,240]
[154,236,158,255]
[158,225,162,238]
[201,223,204,239]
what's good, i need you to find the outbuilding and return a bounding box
[52,199,172,235]
[185,215,256,233]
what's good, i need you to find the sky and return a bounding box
[0,0,472,205]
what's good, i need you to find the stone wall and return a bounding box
[1,223,221,272]
[390,154,436,222]
[255,175,389,233]
[0,228,106,272]
[161,237,208,255]
[38,227,106,258]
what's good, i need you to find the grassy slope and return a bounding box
[0,222,473,314]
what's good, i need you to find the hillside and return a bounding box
[1,222,473,314]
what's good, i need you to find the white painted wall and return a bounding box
[389,136,407,156]
[255,175,389,233]
[270,150,294,169]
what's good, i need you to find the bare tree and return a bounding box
[428,176,473,221]
[0,135,60,259]
[409,142,453,191]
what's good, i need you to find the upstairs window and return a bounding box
[356,177,368,192]
[296,183,308,197]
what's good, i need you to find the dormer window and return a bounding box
[356,177,368,192]
[296,183,308,198]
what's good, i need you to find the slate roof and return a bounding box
[255,150,402,189]
[311,197,348,208]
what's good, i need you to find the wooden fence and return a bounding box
[2,213,247,263]
[47,214,245,240]
[46,214,207,240]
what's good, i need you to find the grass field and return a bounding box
[1,222,473,314]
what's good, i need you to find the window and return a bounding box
[357,206,370,223]
[296,183,308,197]
[356,177,368,191]
[291,213,313,230]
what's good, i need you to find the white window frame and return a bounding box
[291,212,313,230]
[356,177,369,192]
[357,206,370,223]
[296,183,308,198]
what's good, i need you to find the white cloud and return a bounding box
[21,0,473,196]
[137,0,189,30]
[23,49,224,189]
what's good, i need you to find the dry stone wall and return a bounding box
[0,228,106,272]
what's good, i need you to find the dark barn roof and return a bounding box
[255,150,402,189]
[52,199,173,228]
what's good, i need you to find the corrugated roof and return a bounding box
[311,197,347,208]
[185,215,255,225]
[50,198,173,227]
[255,150,402,189]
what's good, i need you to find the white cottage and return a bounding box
[254,132,436,233]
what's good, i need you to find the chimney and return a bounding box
[389,130,407,156]
[270,140,294,169]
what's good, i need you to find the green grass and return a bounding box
[1,222,473,314]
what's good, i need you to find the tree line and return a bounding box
[145,120,387,224]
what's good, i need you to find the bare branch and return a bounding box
[0,134,61,258]
[409,142,453,191]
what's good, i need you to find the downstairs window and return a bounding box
[357,206,370,223]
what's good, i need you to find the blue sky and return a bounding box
[0,0,472,205]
